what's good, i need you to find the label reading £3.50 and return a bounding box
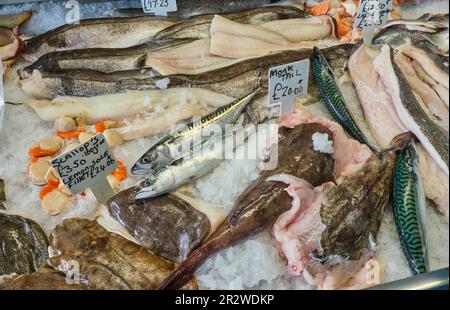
[142,0,177,16]
[355,0,393,29]
[268,59,310,117]
[51,134,118,203]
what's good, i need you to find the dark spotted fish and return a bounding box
[311,47,376,151]
[391,133,429,275]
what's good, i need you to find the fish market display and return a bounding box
[0,211,49,276]
[349,45,449,218]
[373,45,449,175]
[106,189,226,262]
[391,133,429,275]
[22,16,177,62]
[0,0,449,292]
[46,218,198,290]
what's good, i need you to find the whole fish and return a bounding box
[152,6,306,40]
[131,90,257,176]
[19,38,195,74]
[22,16,177,62]
[158,123,336,289]
[134,122,255,199]
[116,0,288,19]
[391,133,429,275]
[311,47,376,151]
[373,45,449,175]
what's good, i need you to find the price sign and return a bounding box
[142,0,177,16]
[355,0,393,29]
[268,59,310,117]
[51,134,118,203]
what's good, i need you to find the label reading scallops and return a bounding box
[51,134,118,202]
[268,59,310,117]
[355,0,393,29]
[142,0,177,16]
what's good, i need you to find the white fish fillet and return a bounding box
[210,15,320,58]
[412,60,450,108]
[394,52,449,131]
[349,45,449,219]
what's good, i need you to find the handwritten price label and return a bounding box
[355,0,393,29]
[268,59,310,117]
[51,134,118,203]
[142,0,177,16]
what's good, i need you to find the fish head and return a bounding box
[131,152,159,175]
[134,177,158,200]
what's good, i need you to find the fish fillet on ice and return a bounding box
[349,45,449,219]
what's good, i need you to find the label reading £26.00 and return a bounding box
[142,0,177,16]
[268,59,310,117]
[51,134,118,203]
[355,0,393,29]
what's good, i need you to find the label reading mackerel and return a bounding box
[51,134,118,203]
[355,0,393,29]
[268,59,310,117]
[142,0,177,16]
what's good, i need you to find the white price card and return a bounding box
[142,0,177,16]
[0,61,4,130]
[268,59,310,117]
[51,134,118,203]
[355,0,393,30]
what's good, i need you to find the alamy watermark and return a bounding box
[66,0,80,25]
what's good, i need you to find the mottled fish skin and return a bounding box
[388,46,449,174]
[152,6,306,40]
[311,47,375,151]
[131,91,257,176]
[47,218,198,290]
[0,179,5,210]
[319,154,394,261]
[19,38,195,75]
[0,212,49,276]
[117,0,286,19]
[107,188,211,262]
[158,123,336,290]
[392,135,429,275]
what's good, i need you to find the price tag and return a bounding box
[355,0,393,30]
[268,59,310,117]
[51,134,118,204]
[0,61,4,131]
[142,0,177,16]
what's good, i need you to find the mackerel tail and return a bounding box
[391,132,429,275]
[311,47,376,152]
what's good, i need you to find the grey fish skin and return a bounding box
[19,38,195,75]
[381,14,448,34]
[23,16,176,62]
[311,47,376,151]
[107,188,211,262]
[0,212,49,276]
[158,123,336,290]
[117,0,287,19]
[391,133,429,275]
[131,91,257,176]
[152,6,306,40]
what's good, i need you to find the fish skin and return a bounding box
[131,91,257,176]
[116,0,287,19]
[409,40,449,74]
[152,6,306,40]
[0,212,49,276]
[19,38,195,75]
[0,179,5,210]
[311,47,376,151]
[374,45,449,175]
[158,123,336,290]
[391,134,429,275]
[107,189,211,262]
[22,16,177,62]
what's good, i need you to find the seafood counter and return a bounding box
[0,0,448,290]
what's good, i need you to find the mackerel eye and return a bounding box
[142,156,151,164]
[143,180,152,187]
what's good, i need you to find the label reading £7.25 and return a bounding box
[51,134,118,203]
[142,0,177,16]
[268,59,310,117]
[355,0,393,29]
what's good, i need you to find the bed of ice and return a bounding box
[0,0,449,290]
